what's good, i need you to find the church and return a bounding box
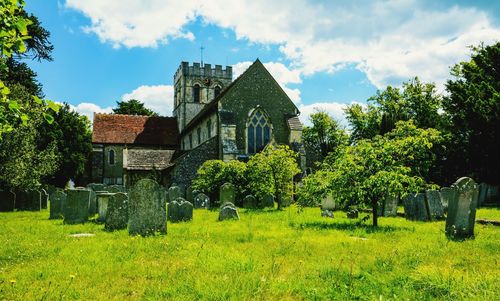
[91,59,305,189]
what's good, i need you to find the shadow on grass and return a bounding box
[291,220,413,233]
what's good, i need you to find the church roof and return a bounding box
[287,116,303,131]
[92,114,179,146]
[123,149,176,170]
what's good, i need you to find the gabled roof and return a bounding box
[123,149,175,170]
[287,116,303,131]
[92,114,179,146]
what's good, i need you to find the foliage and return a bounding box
[302,110,348,166]
[443,42,500,184]
[247,145,300,209]
[112,99,159,116]
[296,169,334,207]
[192,159,248,205]
[1,58,43,97]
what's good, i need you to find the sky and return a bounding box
[24,0,500,125]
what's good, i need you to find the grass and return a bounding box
[0,206,499,300]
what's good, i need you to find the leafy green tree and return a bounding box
[344,103,381,142]
[247,145,300,209]
[296,169,334,207]
[303,110,348,166]
[113,99,159,116]
[323,121,442,226]
[443,42,500,184]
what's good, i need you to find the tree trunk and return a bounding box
[372,199,378,227]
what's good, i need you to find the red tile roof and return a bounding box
[92,114,179,146]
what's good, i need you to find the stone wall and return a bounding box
[181,112,218,150]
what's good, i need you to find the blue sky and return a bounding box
[24,0,500,124]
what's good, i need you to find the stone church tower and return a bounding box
[173,62,232,132]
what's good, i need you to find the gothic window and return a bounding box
[193,84,200,103]
[207,119,212,138]
[247,109,271,154]
[197,127,201,145]
[214,85,221,98]
[109,149,115,165]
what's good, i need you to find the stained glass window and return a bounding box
[247,109,271,154]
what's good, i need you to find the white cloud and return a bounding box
[121,84,174,116]
[70,102,113,123]
[298,101,362,127]
[65,0,500,90]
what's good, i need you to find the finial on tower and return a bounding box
[200,45,205,67]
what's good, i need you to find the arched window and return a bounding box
[207,119,212,138]
[247,109,271,154]
[193,84,200,103]
[214,85,221,98]
[109,149,115,165]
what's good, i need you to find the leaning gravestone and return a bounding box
[49,190,66,219]
[425,190,445,220]
[0,190,15,212]
[402,193,429,221]
[40,189,49,209]
[128,179,166,236]
[446,177,478,240]
[259,194,274,209]
[219,202,239,221]
[219,183,235,205]
[96,191,114,223]
[383,195,399,217]
[320,195,335,218]
[243,195,258,209]
[105,192,128,231]
[168,186,181,203]
[439,187,455,213]
[63,189,90,224]
[194,193,210,209]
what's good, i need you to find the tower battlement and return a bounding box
[174,61,232,82]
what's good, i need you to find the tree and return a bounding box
[247,145,300,209]
[113,99,158,116]
[344,103,381,142]
[323,121,442,226]
[302,110,348,166]
[443,42,500,184]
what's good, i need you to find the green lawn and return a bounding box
[0,206,499,300]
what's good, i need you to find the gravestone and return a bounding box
[383,195,399,217]
[477,183,488,207]
[439,187,455,213]
[402,193,429,221]
[128,179,166,236]
[49,190,66,219]
[193,193,210,209]
[168,198,193,222]
[485,184,499,205]
[63,189,90,224]
[179,199,193,222]
[259,194,274,209]
[40,189,49,209]
[425,190,445,220]
[167,200,180,222]
[87,183,106,192]
[243,195,258,209]
[346,208,359,219]
[105,192,128,231]
[445,177,478,240]
[168,186,181,203]
[219,202,239,221]
[219,183,235,205]
[14,190,28,210]
[320,195,335,218]
[0,190,15,212]
[186,187,194,203]
[25,190,41,211]
[88,190,97,215]
[96,191,114,223]
[107,185,123,194]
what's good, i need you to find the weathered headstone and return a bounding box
[320,195,335,218]
[346,208,359,219]
[403,193,429,221]
[88,190,97,215]
[259,194,274,209]
[14,190,28,210]
[218,202,239,221]
[383,195,399,217]
[193,193,210,209]
[439,187,455,213]
[179,199,193,222]
[168,186,181,203]
[0,190,15,212]
[477,183,488,207]
[25,190,41,211]
[485,184,499,205]
[167,200,180,222]
[167,198,193,222]
[128,179,166,236]
[445,177,478,240]
[105,192,128,231]
[425,190,445,220]
[186,186,194,203]
[63,189,90,224]
[40,189,49,209]
[219,183,235,205]
[49,190,66,219]
[243,195,258,209]
[96,191,114,223]
[107,185,124,194]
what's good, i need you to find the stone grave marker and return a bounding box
[63,189,90,224]
[446,177,478,240]
[259,194,274,209]
[128,179,166,236]
[88,190,97,215]
[25,190,41,211]
[168,198,193,222]
[243,195,258,209]
[219,202,239,221]
[49,190,66,219]
[40,189,49,209]
[87,183,106,192]
[440,187,455,213]
[219,183,235,205]
[477,183,488,207]
[96,191,114,223]
[105,192,128,231]
[186,186,194,203]
[425,190,445,220]
[403,193,429,221]
[485,184,499,205]
[179,199,193,222]
[167,200,180,222]
[346,208,359,219]
[0,190,15,212]
[168,186,181,203]
[320,195,335,218]
[194,193,210,209]
[383,195,399,217]
[107,185,123,194]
